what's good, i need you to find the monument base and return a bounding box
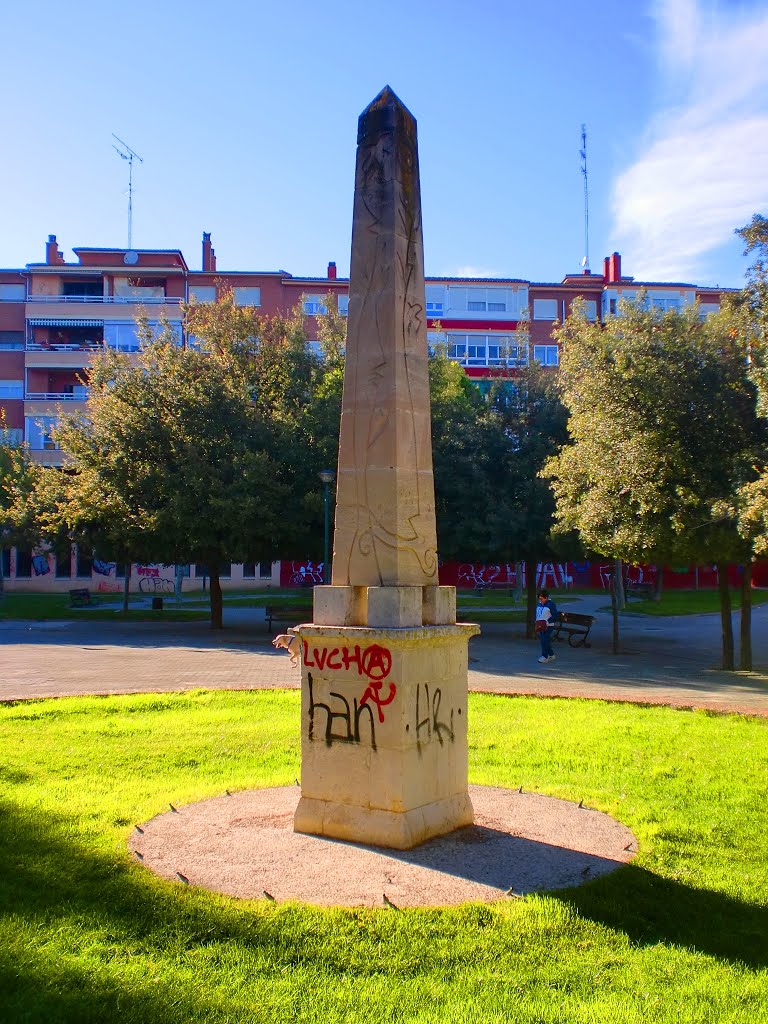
[294,790,474,850]
[292,622,478,850]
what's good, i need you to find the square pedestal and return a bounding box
[293,622,479,849]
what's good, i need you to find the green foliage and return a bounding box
[0,691,766,1023]
[730,215,768,553]
[545,295,764,567]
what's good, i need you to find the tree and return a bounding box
[544,296,765,667]
[0,436,40,600]
[729,215,768,560]
[54,330,298,628]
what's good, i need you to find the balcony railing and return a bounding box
[25,392,88,402]
[27,295,181,305]
[26,341,103,352]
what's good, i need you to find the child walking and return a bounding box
[535,589,559,663]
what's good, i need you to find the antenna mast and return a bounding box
[580,124,590,272]
[112,134,144,250]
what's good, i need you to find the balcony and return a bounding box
[27,294,182,305]
[25,391,88,402]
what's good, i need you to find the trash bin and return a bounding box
[152,597,163,611]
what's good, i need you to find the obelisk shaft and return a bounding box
[331,86,438,588]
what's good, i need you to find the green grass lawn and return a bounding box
[0,592,210,622]
[623,588,768,616]
[1,691,766,1023]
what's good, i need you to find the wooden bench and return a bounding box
[552,611,595,648]
[626,581,655,599]
[265,605,311,633]
[69,588,95,608]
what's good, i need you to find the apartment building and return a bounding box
[0,232,730,469]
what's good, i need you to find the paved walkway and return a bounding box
[1,595,767,716]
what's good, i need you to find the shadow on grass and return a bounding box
[556,863,768,970]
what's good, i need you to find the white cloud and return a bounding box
[448,265,503,279]
[612,0,768,282]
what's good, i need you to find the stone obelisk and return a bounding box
[293,87,478,850]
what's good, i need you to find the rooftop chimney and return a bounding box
[45,234,65,265]
[327,261,337,280]
[608,251,621,283]
[202,231,216,272]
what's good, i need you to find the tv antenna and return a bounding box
[580,124,590,272]
[112,134,143,250]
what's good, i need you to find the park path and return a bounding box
[1,595,767,716]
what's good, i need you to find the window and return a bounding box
[113,277,166,301]
[76,549,93,578]
[16,550,32,578]
[533,345,559,366]
[0,331,24,350]
[259,560,273,579]
[25,416,59,450]
[0,380,23,399]
[56,550,72,578]
[63,280,102,298]
[533,299,558,320]
[195,562,231,578]
[189,286,216,303]
[104,320,181,351]
[583,300,597,321]
[0,284,25,301]
[699,302,720,319]
[233,287,261,307]
[425,286,445,318]
[303,295,328,315]
[242,562,256,578]
[0,427,22,446]
[447,333,527,367]
[338,295,349,316]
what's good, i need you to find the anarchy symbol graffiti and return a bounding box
[360,644,392,681]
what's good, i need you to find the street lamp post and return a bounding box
[318,469,335,584]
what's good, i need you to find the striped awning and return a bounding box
[27,318,104,327]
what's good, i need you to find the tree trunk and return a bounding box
[717,565,734,671]
[610,572,620,655]
[514,561,524,605]
[525,557,537,639]
[614,558,626,610]
[653,566,664,602]
[209,572,223,629]
[122,565,130,613]
[740,562,753,672]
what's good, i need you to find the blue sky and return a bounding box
[2,0,767,287]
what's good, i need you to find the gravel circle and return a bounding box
[129,785,637,908]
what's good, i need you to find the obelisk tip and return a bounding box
[358,86,416,142]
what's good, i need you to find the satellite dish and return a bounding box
[124,250,139,265]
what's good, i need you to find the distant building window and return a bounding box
[189,286,216,303]
[0,331,24,350]
[195,562,231,578]
[699,302,720,319]
[487,301,506,312]
[303,295,328,315]
[0,427,23,446]
[609,298,617,315]
[426,302,444,317]
[15,550,32,578]
[233,287,261,307]
[533,345,559,366]
[447,333,526,367]
[56,551,72,578]
[76,549,93,578]
[467,300,486,311]
[583,300,597,321]
[104,320,180,351]
[0,284,25,301]
[259,561,273,580]
[242,562,256,578]
[0,380,23,399]
[338,295,349,316]
[533,299,558,320]
[25,416,59,450]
